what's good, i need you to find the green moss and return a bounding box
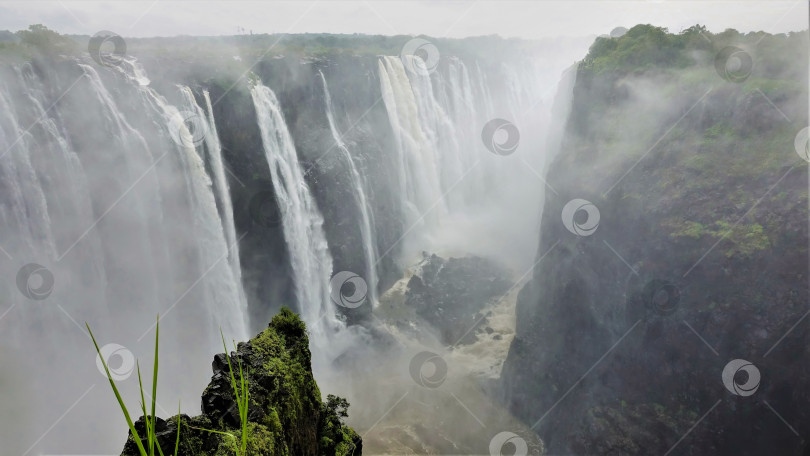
[667,218,770,258]
[215,422,280,456]
[668,220,707,239]
[120,308,361,455]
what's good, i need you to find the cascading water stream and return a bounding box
[377,56,446,233]
[137,77,248,342]
[318,70,380,307]
[376,52,557,271]
[202,89,243,293]
[175,84,249,340]
[249,80,342,356]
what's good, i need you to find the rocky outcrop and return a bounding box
[121,308,361,456]
[405,253,512,345]
[501,26,810,455]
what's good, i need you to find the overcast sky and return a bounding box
[1,0,807,39]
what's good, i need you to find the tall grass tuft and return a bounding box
[86,315,181,456]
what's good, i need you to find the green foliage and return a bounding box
[114,308,360,455]
[87,316,181,456]
[215,422,276,455]
[195,331,253,455]
[15,24,77,55]
[668,219,770,258]
[582,24,704,75]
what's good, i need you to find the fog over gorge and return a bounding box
[0,1,808,455]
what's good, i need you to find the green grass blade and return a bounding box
[86,323,148,456]
[233,340,248,454]
[188,426,243,456]
[174,400,181,456]
[220,330,240,402]
[221,330,249,455]
[151,315,160,456]
[136,361,153,456]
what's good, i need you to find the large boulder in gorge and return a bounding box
[120,308,361,456]
[405,253,512,345]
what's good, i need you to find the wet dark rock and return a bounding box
[501,27,809,456]
[404,253,512,345]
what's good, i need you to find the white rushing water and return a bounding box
[249,80,343,352]
[0,58,249,453]
[175,84,249,340]
[376,54,553,270]
[203,89,245,301]
[318,70,380,307]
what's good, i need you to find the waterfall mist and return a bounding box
[0,28,592,454]
[0,56,249,451]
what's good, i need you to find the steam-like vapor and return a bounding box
[0,55,248,451]
[0,28,591,453]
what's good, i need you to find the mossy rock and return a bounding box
[121,307,361,456]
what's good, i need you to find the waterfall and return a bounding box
[0,57,251,452]
[318,70,380,307]
[249,80,341,349]
[376,52,558,271]
[109,58,249,342]
[202,90,247,310]
[174,84,249,340]
[377,56,449,262]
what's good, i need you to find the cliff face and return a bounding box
[120,35,562,329]
[120,308,361,456]
[501,26,810,455]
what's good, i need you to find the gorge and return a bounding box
[0,22,807,456]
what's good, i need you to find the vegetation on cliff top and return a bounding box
[565,24,808,261]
